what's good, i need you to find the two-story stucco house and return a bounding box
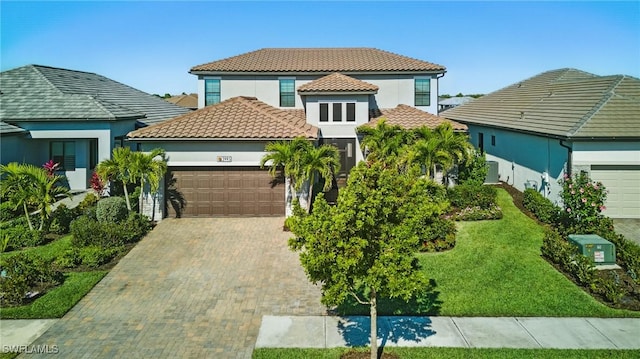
[444,68,640,219]
[128,48,465,218]
[0,65,190,190]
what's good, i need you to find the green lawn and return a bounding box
[339,189,640,318]
[1,235,107,319]
[0,271,107,319]
[253,348,640,359]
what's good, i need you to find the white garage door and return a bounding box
[590,165,640,219]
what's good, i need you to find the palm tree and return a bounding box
[407,123,473,182]
[96,147,135,210]
[22,165,71,230]
[1,162,37,229]
[357,120,410,165]
[131,148,167,220]
[260,137,312,216]
[0,162,70,230]
[300,145,341,211]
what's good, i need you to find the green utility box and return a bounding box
[568,234,616,265]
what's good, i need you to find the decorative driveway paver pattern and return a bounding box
[25,218,325,358]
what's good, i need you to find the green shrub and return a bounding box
[55,248,82,269]
[448,184,497,210]
[558,172,607,233]
[119,212,152,244]
[96,196,128,223]
[49,204,81,235]
[1,225,45,251]
[541,229,575,270]
[80,245,120,268]
[593,274,626,304]
[77,193,99,211]
[0,253,63,306]
[0,201,20,222]
[571,254,596,286]
[457,150,488,187]
[523,188,561,224]
[70,215,102,248]
[420,217,456,252]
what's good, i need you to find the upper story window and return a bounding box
[333,103,342,122]
[51,141,75,171]
[346,103,356,122]
[414,78,431,106]
[279,79,295,107]
[205,79,220,106]
[319,102,357,123]
[320,103,329,122]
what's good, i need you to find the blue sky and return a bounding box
[2,1,639,96]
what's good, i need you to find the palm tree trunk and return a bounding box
[122,181,132,211]
[23,202,33,231]
[370,287,377,359]
[139,178,145,215]
[306,173,315,213]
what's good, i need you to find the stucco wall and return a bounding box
[466,124,568,204]
[196,73,440,115]
[13,120,137,190]
[139,141,272,167]
[0,134,29,164]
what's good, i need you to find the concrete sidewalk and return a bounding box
[256,315,640,349]
[0,320,58,350]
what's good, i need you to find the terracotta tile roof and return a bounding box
[297,73,378,93]
[127,96,318,140]
[191,48,445,73]
[364,105,468,131]
[166,94,198,109]
[443,68,640,139]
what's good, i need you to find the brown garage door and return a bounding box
[166,167,284,217]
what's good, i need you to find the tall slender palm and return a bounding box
[131,148,167,220]
[96,147,135,210]
[300,144,341,211]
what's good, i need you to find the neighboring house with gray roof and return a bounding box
[128,48,455,217]
[0,65,189,190]
[438,96,475,112]
[444,68,640,219]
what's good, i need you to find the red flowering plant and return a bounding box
[90,171,107,197]
[559,171,607,233]
[42,160,60,177]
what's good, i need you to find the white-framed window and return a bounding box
[205,78,221,106]
[414,77,431,106]
[279,78,295,107]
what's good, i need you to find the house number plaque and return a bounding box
[217,156,232,162]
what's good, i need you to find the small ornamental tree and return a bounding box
[559,172,607,233]
[90,171,106,197]
[288,160,447,359]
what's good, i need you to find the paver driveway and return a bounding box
[25,218,326,358]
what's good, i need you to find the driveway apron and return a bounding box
[24,218,326,358]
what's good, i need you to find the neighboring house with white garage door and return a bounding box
[443,68,640,219]
[128,48,466,218]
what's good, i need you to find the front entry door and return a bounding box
[322,138,356,187]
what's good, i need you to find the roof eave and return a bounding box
[190,70,446,77]
[127,136,318,141]
[298,90,377,96]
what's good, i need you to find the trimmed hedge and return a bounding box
[522,188,561,225]
[0,253,63,306]
[420,217,456,252]
[448,184,497,210]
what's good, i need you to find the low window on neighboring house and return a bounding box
[51,141,75,171]
[415,78,431,106]
[491,135,496,146]
[279,79,295,107]
[205,79,220,106]
[320,103,329,122]
[333,103,342,122]
[346,103,356,122]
